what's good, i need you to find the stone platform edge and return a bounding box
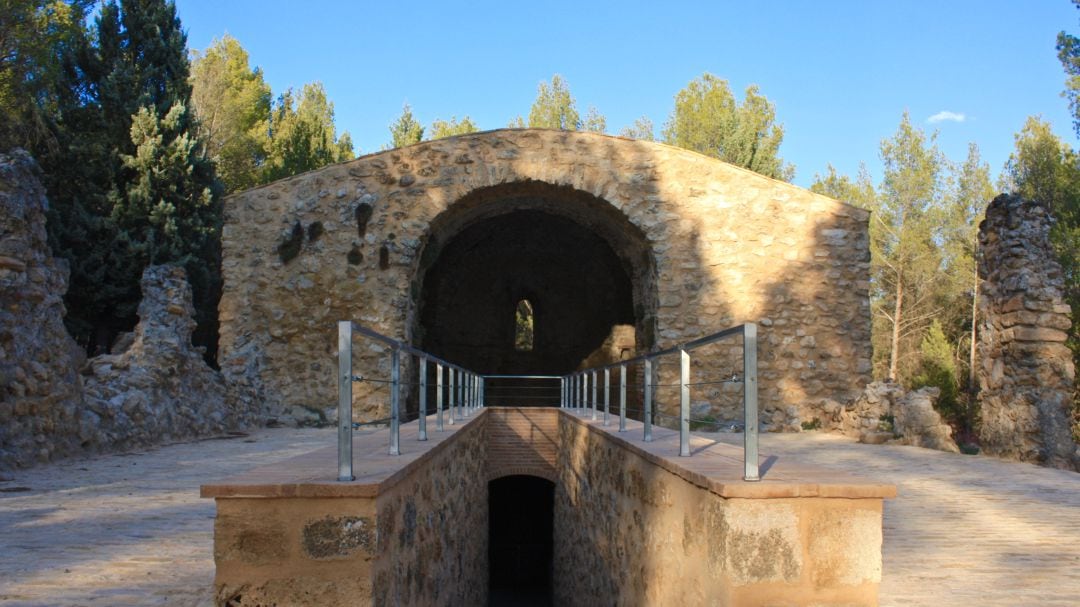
[200,407,897,500]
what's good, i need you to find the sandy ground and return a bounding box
[1,426,1077,606]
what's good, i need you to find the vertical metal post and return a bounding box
[582,373,589,417]
[389,347,401,456]
[643,358,653,442]
[479,376,485,408]
[560,377,566,408]
[456,369,463,421]
[436,362,444,431]
[619,364,627,432]
[463,372,470,418]
[337,321,353,481]
[679,348,691,457]
[448,367,456,426]
[418,356,428,441]
[591,370,598,421]
[743,323,760,481]
[603,367,610,426]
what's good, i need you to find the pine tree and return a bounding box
[662,73,793,181]
[42,0,222,357]
[429,116,479,140]
[190,34,271,193]
[527,75,580,130]
[263,83,353,182]
[388,103,424,148]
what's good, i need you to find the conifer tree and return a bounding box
[388,103,424,148]
[663,73,793,181]
[43,0,222,356]
[527,75,580,130]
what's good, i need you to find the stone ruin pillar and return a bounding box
[976,193,1079,470]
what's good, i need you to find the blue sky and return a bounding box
[174,0,1079,189]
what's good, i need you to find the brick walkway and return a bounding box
[0,427,1077,606]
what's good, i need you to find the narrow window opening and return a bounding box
[514,299,534,351]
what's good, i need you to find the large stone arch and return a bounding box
[413,180,657,376]
[218,129,872,428]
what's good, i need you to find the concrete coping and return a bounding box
[200,407,896,500]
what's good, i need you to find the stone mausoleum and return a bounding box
[218,129,872,427]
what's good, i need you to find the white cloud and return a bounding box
[928,110,966,124]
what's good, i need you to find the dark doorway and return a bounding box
[488,475,554,606]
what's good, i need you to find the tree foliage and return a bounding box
[388,102,423,148]
[189,34,271,193]
[1003,116,1080,371]
[0,0,90,151]
[263,83,353,181]
[662,73,793,181]
[1058,0,1080,138]
[527,74,580,130]
[41,0,222,356]
[582,106,606,133]
[619,116,655,141]
[429,115,478,140]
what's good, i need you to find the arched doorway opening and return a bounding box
[488,475,555,606]
[410,182,656,408]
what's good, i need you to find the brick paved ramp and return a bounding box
[1,427,1077,606]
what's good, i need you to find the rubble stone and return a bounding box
[976,193,1079,470]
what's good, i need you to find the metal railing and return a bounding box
[559,323,759,481]
[337,321,485,481]
[337,320,758,482]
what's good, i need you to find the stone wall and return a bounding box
[0,150,85,468]
[553,413,884,606]
[0,150,257,470]
[976,194,1079,470]
[820,382,958,453]
[219,129,872,428]
[371,417,488,607]
[81,265,258,448]
[211,414,490,607]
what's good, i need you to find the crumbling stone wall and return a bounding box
[820,382,958,453]
[977,193,1079,470]
[0,150,86,468]
[219,129,873,428]
[0,150,257,470]
[81,265,258,448]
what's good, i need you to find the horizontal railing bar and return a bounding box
[347,321,470,371]
[561,323,751,373]
[482,374,562,379]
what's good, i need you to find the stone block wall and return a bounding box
[211,414,490,607]
[552,413,883,606]
[218,129,872,429]
[977,193,1079,470]
[0,150,85,467]
[0,150,257,469]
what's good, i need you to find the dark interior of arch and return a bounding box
[488,475,554,605]
[414,183,650,407]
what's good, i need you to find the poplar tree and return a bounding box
[663,73,794,181]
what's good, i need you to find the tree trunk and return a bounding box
[889,270,903,382]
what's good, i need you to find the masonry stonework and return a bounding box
[976,193,1080,470]
[218,129,872,428]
